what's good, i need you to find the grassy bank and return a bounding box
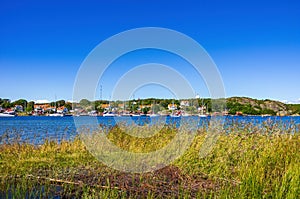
[0,122,299,198]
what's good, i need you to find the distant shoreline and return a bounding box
[1,97,300,117]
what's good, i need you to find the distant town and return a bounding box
[0,97,299,117]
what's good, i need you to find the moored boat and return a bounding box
[103,112,117,117]
[0,112,15,117]
[148,113,160,117]
[48,113,64,117]
[130,113,140,117]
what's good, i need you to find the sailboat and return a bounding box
[103,99,117,117]
[170,100,180,117]
[149,101,159,117]
[181,99,191,117]
[199,98,207,117]
[49,96,64,117]
[130,96,140,117]
[120,101,130,116]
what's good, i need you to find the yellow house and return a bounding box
[100,104,110,109]
[168,104,177,110]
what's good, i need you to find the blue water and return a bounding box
[0,116,299,145]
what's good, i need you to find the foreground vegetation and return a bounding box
[0,120,299,198]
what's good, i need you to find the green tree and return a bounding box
[159,100,168,109]
[12,99,27,106]
[142,107,150,114]
[261,109,276,115]
[56,100,65,107]
[64,102,72,111]
[152,104,160,114]
[26,101,35,112]
[129,101,138,112]
[79,99,91,107]
[1,99,12,108]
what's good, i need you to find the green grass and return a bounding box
[0,121,299,198]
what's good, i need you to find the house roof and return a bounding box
[35,100,50,104]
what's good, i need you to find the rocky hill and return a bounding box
[226,97,300,116]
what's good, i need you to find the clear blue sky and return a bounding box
[1,0,299,103]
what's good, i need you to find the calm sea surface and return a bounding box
[0,116,299,145]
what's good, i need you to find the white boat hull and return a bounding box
[149,114,160,117]
[49,113,64,117]
[103,113,117,117]
[0,113,15,117]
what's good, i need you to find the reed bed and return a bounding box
[0,118,299,198]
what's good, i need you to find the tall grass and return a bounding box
[0,118,299,198]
